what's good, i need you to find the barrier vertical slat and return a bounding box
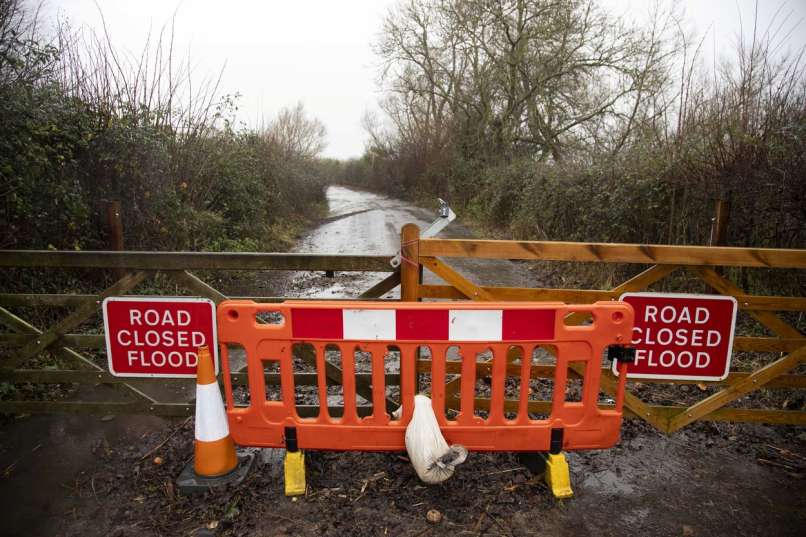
[615,362,628,412]
[583,347,599,419]
[459,345,476,425]
[315,343,329,423]
[552,346,569,415]
[248,349,264,410]
[398,344,415,423]
[281,345,296,416]
[341,344,358,424]
[489,345,506,425]
[371,345,388,424]
[431,344,447,425]
[518,345,531,424]
[220,344,234,409]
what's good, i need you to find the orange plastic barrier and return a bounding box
[217,300,634,452]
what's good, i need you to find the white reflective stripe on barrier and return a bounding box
[195,382,230,442]
[449,310,503,341]
[343,308,396,340]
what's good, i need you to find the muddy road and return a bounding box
[227,185,534,299]
[1,185,804,537]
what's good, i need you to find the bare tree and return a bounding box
[376,0,672,162]
[0,0,58,86]
[264,102,327,159]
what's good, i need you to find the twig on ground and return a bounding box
[474,500,492,535]
[765,444,806,461]
[473,511,487,534]
[485,509,512,537]
[2,458,20,477]
[138,416,192,462]
[90,474,99,503]
[757,458,798,471]
[484,467,522,476]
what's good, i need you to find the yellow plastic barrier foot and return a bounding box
[284,450,306,496]
[544,452,573,499]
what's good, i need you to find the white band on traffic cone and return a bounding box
[195,382,230,443]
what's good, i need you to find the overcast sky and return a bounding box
[44,0,806,159]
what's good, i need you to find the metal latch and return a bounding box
[390,198,456,268]
[606,345,636,364]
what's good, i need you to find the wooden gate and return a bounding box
[1,233,804,433]
[0,251,397,416]
[397,224,806,433]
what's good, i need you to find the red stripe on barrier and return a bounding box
[396,309,449,340]
[290,308,343,339]
[502,309,555,340]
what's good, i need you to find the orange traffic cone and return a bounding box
[193,345,238,477]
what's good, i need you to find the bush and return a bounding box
[0,0,327,253]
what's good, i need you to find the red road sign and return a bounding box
[613,293,737,381]
[103,297,218,378]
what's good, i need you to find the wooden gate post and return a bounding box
[400,223,421,393]
[106,200,125,279]
[400,223,420,302]
[106,200,124,251]
[713,198,730,246]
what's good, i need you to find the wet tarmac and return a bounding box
[271,185,534,299]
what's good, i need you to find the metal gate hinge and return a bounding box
[390,198,456,268]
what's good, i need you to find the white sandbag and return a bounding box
[403,394,468,484]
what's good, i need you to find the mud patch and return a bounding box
[2,417,802,537]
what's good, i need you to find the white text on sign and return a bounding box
[120,309,205,368]
[632,305,721,369]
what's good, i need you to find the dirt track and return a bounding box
[0,185,804,536]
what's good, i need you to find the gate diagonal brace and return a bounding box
[0,304,158,406]
[10,271,148,369]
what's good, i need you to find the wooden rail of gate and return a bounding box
[0,250,400,417]
[397,224,806,433]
